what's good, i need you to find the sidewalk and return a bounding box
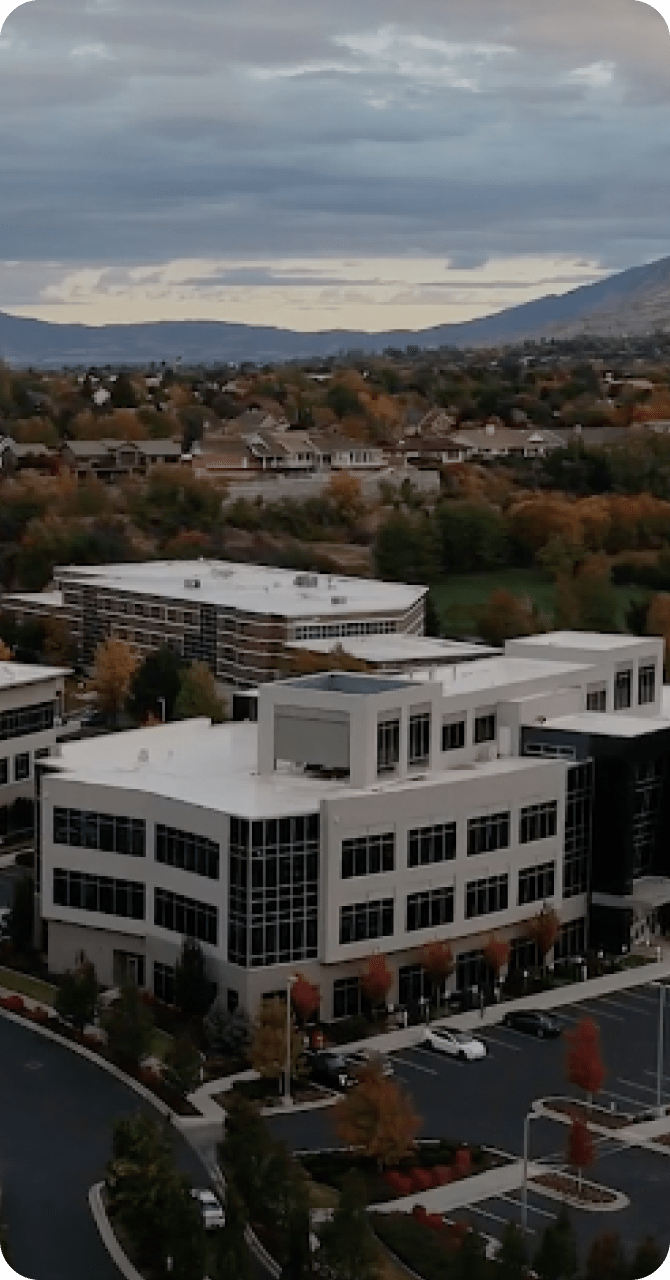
[341,952,670,1057]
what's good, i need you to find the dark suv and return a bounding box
[306,1051,356,1091]
[501,1009,562,1039]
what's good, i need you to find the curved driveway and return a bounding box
[0,1015,204,1280]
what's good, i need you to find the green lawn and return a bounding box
[0,966,58,1006]
[430,570,645,638]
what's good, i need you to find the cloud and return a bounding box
[0,0,668,329]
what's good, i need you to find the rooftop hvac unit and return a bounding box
[184,578,201,589]
[294,573,319,588]
[331,596,347,605]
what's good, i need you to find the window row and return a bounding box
[156,824,219,879]
[519,801,557,845]
[155,888,218,945]
[518,860,555,906]
[342,833,394,879]
[0,701,54,743]
[294,620,397,641]
[230,813,319,851]
[408,822,456,867]
[465,874,509,919]
[53,807,146,857]
[0,753,31,785]
[467,811,510,857]
[340,898,394,944]
[53,868,145,919]
[407,886,454,932]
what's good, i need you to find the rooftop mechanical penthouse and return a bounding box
[37,631,670,1018]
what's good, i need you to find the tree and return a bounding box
[629,1238,663,1279]
[0,639,12,660]
[174,937,215,1017]
[533,1208,577,1280]
[483,935,510,986]
[526,906,560,970]
[496,1221,529,1280]
[324,472,365,522]
[477,588,538,647]
[55,957,98,1033]
[359,955,393,1013]
[162,1033,202,1096]
[212,1181,251,1280]
[127,644,184,723]
[250,996,304,1090]
[334,1060,420,1169]
[566,1115,594,1195]
[7,873,34,952]
[565,1017,605,1111]
[92,637,138,722]
[317,1172,378,1280]
[204,1002,251,1057]
[101,982,154,1067]
[281,1202,314,1279]
[174,661,226,723]
[646,592,670,677]
[584,1233,628,1280]
[555,556,619,632]
[291,973,320,1025]
[419,939,454,1008]
[219,1095,276,1221]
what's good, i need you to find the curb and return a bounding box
[89,1183,145,1280]
[529,1174,629,1214]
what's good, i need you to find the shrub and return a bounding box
[452,1147,472,1179]
[409,1167,434,1193]
[1,994,25,1013]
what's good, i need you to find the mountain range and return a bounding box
[2,253,670,367]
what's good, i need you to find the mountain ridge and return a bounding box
[2,254,670,366]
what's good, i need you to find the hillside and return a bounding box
[2,253,670,366]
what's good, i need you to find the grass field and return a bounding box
[431,570,645,638]
[0,966,58,1006]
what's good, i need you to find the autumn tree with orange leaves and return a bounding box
[566,1016,605,1112]
[483,934,510,985]
[566,1115,595,1195]
[334,1059,420,1169]
[360,954,393,1014]
[291,973,320,1024]
[526,906,560,971]
[419,940,454,1008]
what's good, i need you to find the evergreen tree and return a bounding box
[280,1202,314,1279]
[162,1032,203,1096]
[212,1182,251,1280]
[127,645,184,722]
[55,957,98,1033]
[174,937,215,1017]
[101,982,154,1066]
[533,1209,577,1280]
[317,1173,378,1280]
[175,661,226,722]
[496,1221,528,1279]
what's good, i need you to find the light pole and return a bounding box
[284,974,297,1107]
[653,981,667,1118]
[521,1110,541,1236]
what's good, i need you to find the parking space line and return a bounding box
[574,1002,625,1022]
[391,1053,439,1076]
[616,1076,670,1099]
[600,1087,650,1112]
[615,988,659,1007]
[499,1194,555,1220]
[461,1205,536,1234]
[597,994,655,1014]
[481,1033,522,1052]
[643,1069,670,1084]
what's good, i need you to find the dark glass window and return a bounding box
[341,832,394,879]
[519,801,557,844]
[467,812,509,857]
[442,720,466,752]
[408,822,456,867]
[406,887,454,932]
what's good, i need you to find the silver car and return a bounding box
[422,1026,487,1061]
[190,1188,225,1229]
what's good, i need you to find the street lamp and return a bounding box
[284,974,297,1107]
[521,1109,542,1236]
[652,980,667,1118]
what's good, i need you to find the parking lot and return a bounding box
[270,981,670,1263]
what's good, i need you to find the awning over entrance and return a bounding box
[592,877,670,912]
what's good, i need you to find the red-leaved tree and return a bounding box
[566,1016,605,1112]
[419,940,454,1007]
[566,1114,595,1195]
[291,973,320,1024]
[526,906,560,970]
[360,955,393,1013]
[483,934,510,984]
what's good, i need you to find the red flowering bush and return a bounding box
[452,1147,472,1179]
[1,994,25,1013]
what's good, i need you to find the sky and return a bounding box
[1,0,670,332]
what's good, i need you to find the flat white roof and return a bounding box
[409,655,593,699]
[509,631,655,653]
[47,719,344,818]
[0,661,69,689]
[541,711,669,739]
[50,560,425,620]
[286,635,498,664]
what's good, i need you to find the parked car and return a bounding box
[422,1027,487,1060]
[307,1051,356,1091]
[190,1188,225,1229]
[501,1009,562,1039]
[0,907,10,941]
[342,1048,394,1078]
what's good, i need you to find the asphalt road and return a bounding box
[269,983,670,1265]
[0,1014,206,1280]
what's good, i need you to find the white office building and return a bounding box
[0,662,69,840]
[38,631,670,1016]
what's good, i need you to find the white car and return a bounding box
[422,1026,487,1061]
[190,1188,225,1229]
